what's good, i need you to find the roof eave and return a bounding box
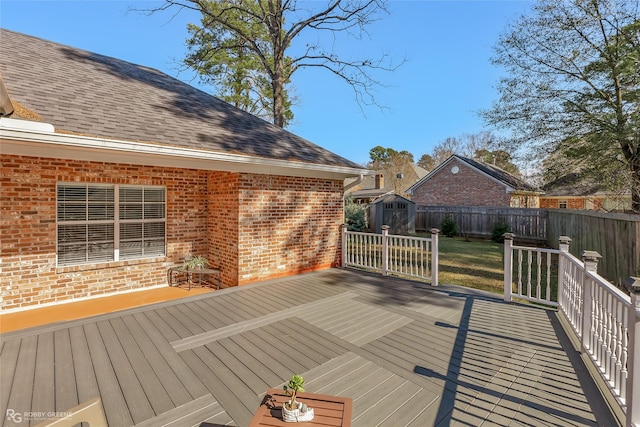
[0,126,372,180]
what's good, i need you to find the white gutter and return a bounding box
[0,121,372,180]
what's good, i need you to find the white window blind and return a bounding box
[57,184,165,266]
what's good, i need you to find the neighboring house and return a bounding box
[345,163,428,204]
[0,30,370,312]
[407,155,541,208]
[540,173,631,211]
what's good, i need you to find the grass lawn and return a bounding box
[436,236,505,294]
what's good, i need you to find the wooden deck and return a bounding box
[0,269,619,426]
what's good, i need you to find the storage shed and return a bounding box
[368,194,416,235]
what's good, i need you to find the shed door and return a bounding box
[383,202,409,234]
[395,202,408,234]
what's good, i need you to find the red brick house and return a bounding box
[407,155,540,208]
[540,173,631,211]
[0,30,370,312]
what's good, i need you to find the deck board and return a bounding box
[32,332,55,415]
[68,325,101,404]
[119,314,193,407]
[5,335,37,423]
[130,312,210,400]
[0,269,620,427]
[53,329,79,412]
[109,316,175,416]
[83,322,135,426]
[0,338,21,419]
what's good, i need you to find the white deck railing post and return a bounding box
[430,228,439,286]
[381,225,390,276]
[624,277,640,427]
[558,236,572,307]
[503,233,515,302]
[581,250,601,353]
[341,224,348,268]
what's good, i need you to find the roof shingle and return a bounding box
[0,29,359,169]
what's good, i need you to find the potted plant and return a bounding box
[180,255,209,271]
[282,374,314,422]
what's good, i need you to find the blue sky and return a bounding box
[1,0,532,165]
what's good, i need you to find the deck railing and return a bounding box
[504,234,640,427]
[342,226,439,285]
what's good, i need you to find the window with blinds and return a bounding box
[57,184,166,266]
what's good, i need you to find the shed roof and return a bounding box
[0,29,360,172]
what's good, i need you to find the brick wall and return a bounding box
[411,159,511,207]
[207,171,240,287]
[1,154,209,311]
[236,174,343,284]
[539,197,604,210]
[1,154,345,311]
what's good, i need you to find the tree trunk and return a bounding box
[272,60,285,128]
[631,160,640,213]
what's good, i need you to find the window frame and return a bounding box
[56,183,166,267]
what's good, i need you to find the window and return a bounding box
[559,200,568,209]
[57,184,166,266]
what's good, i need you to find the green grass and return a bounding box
[435,236,505,294]
[434,236,560,302]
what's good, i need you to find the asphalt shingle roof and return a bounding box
[0,29,359,169]
[456,155,537,192]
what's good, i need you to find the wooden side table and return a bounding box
[249,388,352,427]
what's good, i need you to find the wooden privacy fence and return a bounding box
[342,226,439,285]
[503,234,640,427]
[416,206,547,242]
[547,209,640,287]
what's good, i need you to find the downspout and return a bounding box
[343,174,365,203]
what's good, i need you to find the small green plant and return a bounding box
[181,255,209,270]
[344,197,367,231]
[283,374,305,410]
[441,215,459,237]
[491,219,511,243]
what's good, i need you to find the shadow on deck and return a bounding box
[0,269,619,426]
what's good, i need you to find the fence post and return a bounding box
[381,225,390,276]
[430,228,439,286]
[581,250,601,353]
[557,236,572,307]
[503,233,515,302]
[624,277,640,427]
[341,224,347,268]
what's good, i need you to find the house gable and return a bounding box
[407,155,538,207]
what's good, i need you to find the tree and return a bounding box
[431,137,461,165]
[483,0,640,210]
[417,154,435,171]
[475,149,520,176]
[367,146,416,195]
[184,7,295,125]
[151,0,399,128]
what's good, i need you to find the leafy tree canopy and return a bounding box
[483,0,640,210]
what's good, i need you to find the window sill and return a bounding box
[56,256,167,273]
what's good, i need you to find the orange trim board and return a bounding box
[0,286,213,334]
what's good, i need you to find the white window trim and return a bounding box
[56,183,166,267]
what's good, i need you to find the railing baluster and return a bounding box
[536,251,542,300]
